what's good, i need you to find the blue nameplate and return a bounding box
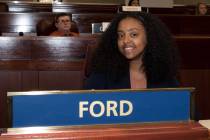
[8,88,192,127]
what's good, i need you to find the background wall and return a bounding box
[61,0,210,4]
[174,0,210,4]
[4,0,210,5]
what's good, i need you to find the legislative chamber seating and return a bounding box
[0,2,209,134]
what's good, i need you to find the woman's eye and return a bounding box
[118,33,124,39]
[131,33,137,38]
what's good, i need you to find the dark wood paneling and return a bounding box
[1,13,210,34]
[4,1,120,13]
[0,2,8,12]
[147,5,196,15]
[3,1,210,15]
[0,71,22,128]
[7,2,52,12]
[176,36,210,120]
[0,36,97,128]
[0,13,55,33]
[39,71,84,90]
[53,3,120,13]
[0,122,209,140]
[72,13,115,33]
[158,15,210,35]
[180,70,210,120]
[175,36,210,69]
[22,71,39,91]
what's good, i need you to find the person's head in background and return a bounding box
[54,13,71,33]
[197,2,208,15]
[51,13,79,36]
[128,0,140,6]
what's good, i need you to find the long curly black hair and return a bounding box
[90,12,179,84]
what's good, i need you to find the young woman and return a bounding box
[85,12,179,89]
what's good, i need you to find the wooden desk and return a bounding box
[0,35,210,129]
[0,36,97,128]
[0,122,209,140]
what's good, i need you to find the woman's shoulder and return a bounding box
[84,72,108,90]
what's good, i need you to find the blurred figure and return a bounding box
[50,13,79,36]
[196,2,208,15]
[128,0,140,6]
[36,19,55,36]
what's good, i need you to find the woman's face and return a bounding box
[117,17,147,61]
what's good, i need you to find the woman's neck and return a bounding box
[129,58,143,72]
[129,59,147,89]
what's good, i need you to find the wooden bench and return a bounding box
[2,1,210,15]
[2,1,120,13]
[1,13,210,35]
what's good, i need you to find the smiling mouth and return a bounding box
[124,46,135,51]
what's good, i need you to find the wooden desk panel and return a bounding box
[7,2,52,12]
[0,122,209,140]
[5,2,120,13]
[53,3,120,13]
[158,15,210,35]
[0,13,55,33]
[0,36,97,128]
[175,35,210,69]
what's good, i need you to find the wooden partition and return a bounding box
[0,12,56,34]
[7,2,52,12]
[176,35,210,120]
[0,12,210,35]
[158,15,210,35]
[0,36,97,128]
[52,3,120,13]
[2,1,210,15]
[2,1,120,13]
[0,122,209,139]
[0,12,116,34]
[0,2,8,12]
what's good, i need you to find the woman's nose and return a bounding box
[123,35,131,44]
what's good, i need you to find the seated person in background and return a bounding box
[196,2,208,15]
[50,13,79,36]
[128,0,140,6]
[36,19,55,36]
[85,12,179,89]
